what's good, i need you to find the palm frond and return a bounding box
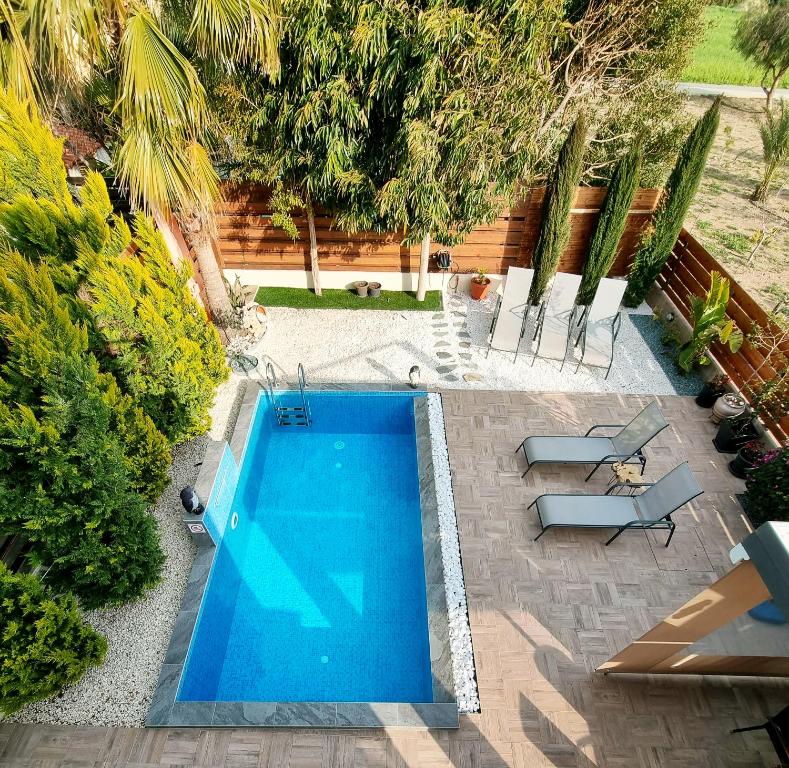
[119,9,207,133]
[188,0,281,73]
[115,122,219,221]
[0,0,37,100]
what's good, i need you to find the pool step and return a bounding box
[275,405,311,427]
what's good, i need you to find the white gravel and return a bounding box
[7,377,243,727]
[242,289,673,394]
[427,394,479,715]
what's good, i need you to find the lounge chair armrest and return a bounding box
[584,424,625,436]
[605,482,655,495]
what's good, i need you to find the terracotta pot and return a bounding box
[355,281,369,297]
[469,278,490,301]
[711,393,746,424]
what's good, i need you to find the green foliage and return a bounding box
[84,215,228,442]
[529,116,588,304]
[625,97,721,307]
[735,0,789,102]
[0,93,71,205]
[577,143,642,306]
[752,102,789,202]
[0,99,227,444]
[0,254,166,608]
[744,447,789,527]
[683,6,789,88]
[677,271,743,372]
[0,565,106,715]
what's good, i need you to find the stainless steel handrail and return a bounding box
[297,363,311,426]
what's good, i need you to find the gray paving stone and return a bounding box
[436,365,456,373]
[436,352,454,360]
[434,341,450,348]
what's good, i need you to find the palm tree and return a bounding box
[752,103,789,203]
[0,0,281,319]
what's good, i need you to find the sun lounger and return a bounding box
[487,267,534,361]
[576,277,628,379]
[516,400,669,480]
[528,462,703,546]
[533,272,582,367]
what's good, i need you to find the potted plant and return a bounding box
[695,373,729,408]
[711,392,746,425]
[368,282,382,298]
[354,280,369,297]
[677,272,743,373]
[743,446,788,528]
[728,440,765,479]
[713,408,759,453]
[469,268,491,301]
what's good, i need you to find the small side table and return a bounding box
[608,462,642,495]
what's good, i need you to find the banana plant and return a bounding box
[678,271,744,372]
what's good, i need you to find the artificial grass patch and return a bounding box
[255,286,443,311]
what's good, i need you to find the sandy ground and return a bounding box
[686,96,789,317]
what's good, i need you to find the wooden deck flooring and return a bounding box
[2,392,787,767]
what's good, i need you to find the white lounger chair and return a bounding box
[576,277,628,379]
[487,267,534,361]
[533,272,582,366]
[528,462,703,547]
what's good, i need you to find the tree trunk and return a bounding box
[152,208,186,267]
[416,232,431,301]
[306,205,322,297]
[190,230,233,319]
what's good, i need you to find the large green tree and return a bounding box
[735,0,789,110]
[218,0,705,299]
[0,0,282,318]
[577,142,642,306]
[624,97,720,308]
[529,115,588,305]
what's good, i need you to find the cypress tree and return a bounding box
[529,115,588,305]
[624,97,720,307]
[0,565,107,714]
[577,142,643,306]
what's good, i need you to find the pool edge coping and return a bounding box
[147,386,460,729]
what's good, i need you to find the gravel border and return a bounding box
[427,393,480,714]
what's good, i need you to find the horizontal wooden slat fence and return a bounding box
[659,229,788,442]
[215,184,661,276]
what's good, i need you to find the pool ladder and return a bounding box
[265,363,312,427]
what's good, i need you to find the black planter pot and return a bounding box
[695,383,724,408]
[713,417,759,454]
[728,450,760,479]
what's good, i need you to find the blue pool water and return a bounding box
[178,391,433,703]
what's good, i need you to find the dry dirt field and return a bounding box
[686,96,788,318]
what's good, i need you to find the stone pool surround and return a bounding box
[147,386,463,728]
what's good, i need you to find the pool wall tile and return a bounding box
[397,703,459,728]
[163,610,198,666]
[268,703,338,727]
[168,702,217,726]
[146,664,182,726]
[229,384,262,464]
[413,397,456,705]
[213,702,277,726]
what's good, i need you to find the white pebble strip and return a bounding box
[427,393,480,714]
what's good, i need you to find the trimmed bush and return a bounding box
[624,97,720,307]
[744,447,789,528]
[0,564,106,715]
[577,143,642,306]
[529,115,588,305]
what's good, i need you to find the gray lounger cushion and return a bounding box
[534,494,640,530]
[520,436,642,466]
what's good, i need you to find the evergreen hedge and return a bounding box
[0,565,106,715]
[624,98,720,307]
[529,115,588,305]
[577,143,643,306]
[0,256,166,607]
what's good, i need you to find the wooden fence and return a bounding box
[658,229,788,442]
[215,184,662,276]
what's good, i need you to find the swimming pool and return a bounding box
[149,390,459,727]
